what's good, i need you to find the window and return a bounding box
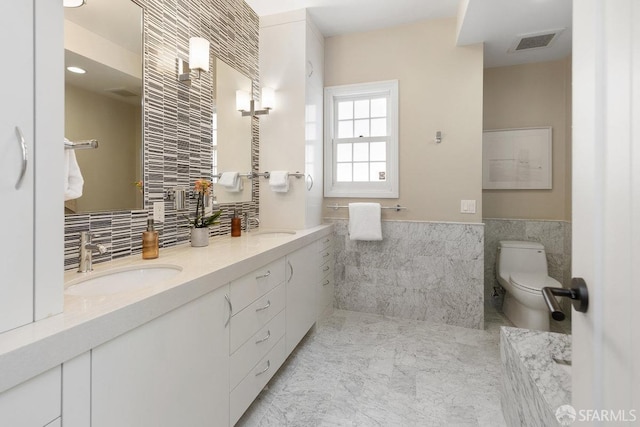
[324,80,398,198]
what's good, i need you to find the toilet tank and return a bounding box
[496,240,548,278]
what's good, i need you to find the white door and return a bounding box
[572,0,640,421]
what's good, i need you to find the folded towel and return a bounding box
[269,171,289,193]
[64,139,84,201]
[348,203,382,241]
[218,172,243,192]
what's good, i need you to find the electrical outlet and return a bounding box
[460,200,476,214]
[153,201,165,222]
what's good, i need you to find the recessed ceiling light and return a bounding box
[63,0,86,7]
[67,66,86,74]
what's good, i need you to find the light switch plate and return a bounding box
[153,201,165,222]
[460,200,476,214]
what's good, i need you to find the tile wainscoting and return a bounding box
[64,0,260,270]
[484,219,572,307]
[327,219,484,330]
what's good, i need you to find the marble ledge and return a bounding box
[500,327,571,427]
[0,224,333,394]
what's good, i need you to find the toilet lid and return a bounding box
[510,273,560,292]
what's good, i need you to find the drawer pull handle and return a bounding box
[287,260,294,283]
[323,280,330,286]
[323,265,330,272]
[255,360,271,376]
[224,294,232,327]
[256,270,271,280]
[256,300,271,312]
[14,126,28,190]
[256,330,271,344]
[323,252,330,258]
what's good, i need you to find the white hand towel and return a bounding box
[269,171,289,193]
[64,140,84,201]
[218,172,243,192]
[348,203,382,241]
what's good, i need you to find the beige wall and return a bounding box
[483,58,572,220]
[65,84,141,212]
[323,18,484,223]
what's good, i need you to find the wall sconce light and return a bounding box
[178,37,210,85]
[236,87,275,116]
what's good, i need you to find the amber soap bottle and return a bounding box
[142,218,159,259]
[231,209,241,237]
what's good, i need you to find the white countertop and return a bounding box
[0,225,333,393]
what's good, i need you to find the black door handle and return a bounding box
[541,277,589,321]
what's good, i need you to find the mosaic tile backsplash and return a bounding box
[327,219,485,329]
[64,0,260,270]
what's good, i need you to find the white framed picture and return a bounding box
[482,127,552,190]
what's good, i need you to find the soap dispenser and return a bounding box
[142,218,159,259]
[231,209,241,237]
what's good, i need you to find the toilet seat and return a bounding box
[509,273,560,292]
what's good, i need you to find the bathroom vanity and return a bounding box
[0,225,334,427]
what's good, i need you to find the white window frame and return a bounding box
[324,80,399,198]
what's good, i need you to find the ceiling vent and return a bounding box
[105,88,138,98]
[508,28,565,53]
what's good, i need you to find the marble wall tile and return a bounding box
[500,327,571,427]
[484,219,572,308]
[327,219,484,329]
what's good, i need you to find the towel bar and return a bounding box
[327,204,407,212]
[255,171,305,179]
[213,172,253,179]
[64,139,99,150]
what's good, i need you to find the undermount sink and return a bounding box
[250,230,297,238]
[65,264,182,296]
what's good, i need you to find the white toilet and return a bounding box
[495,240,561,331]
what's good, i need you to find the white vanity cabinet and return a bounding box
[0,0,63,334]
[0,366,61,427]
[90,284,231,427]
[228,259,287,425]
[285,243,320,354]
[317,235,335,318]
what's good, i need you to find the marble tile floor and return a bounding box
[237,307,518,427]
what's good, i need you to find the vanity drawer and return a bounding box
[318,235,334,252]
[230,309,285,390]
[230,283,285,353]
[319,245,334,265]
[319,259,334,279]
[230,257,285,313]
[318,273,334,313]
[230,336,287,426]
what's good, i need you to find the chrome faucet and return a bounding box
[78,231,108,273]
[243,213,260,233]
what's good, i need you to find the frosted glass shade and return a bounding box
[236,90,251,112]
[261,87,275,110]
[189,37,210,72]
[64,0,85,7]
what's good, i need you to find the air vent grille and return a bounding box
[515,33,556,50]
[508,28,565,54]
[106,88,138,97]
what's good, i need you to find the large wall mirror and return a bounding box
[213,58,253,203]
[64,0,255,214]
[64,0,143,213]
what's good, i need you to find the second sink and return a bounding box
[250,230,296,238]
